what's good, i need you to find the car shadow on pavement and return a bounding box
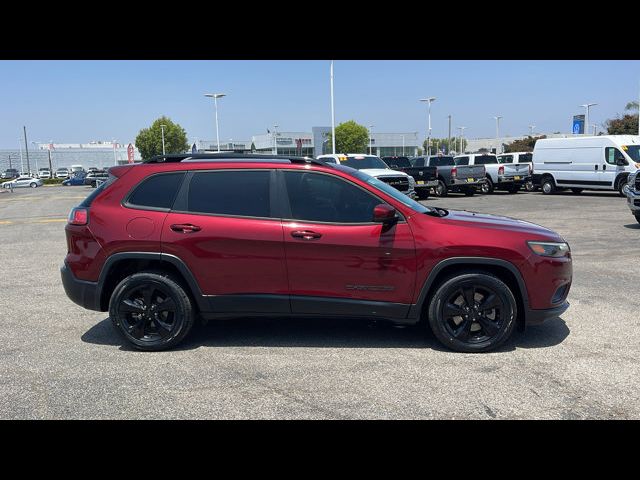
[623,223,640,229]
[81,315,570,352]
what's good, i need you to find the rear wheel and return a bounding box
[541,177,556,195]
[427,272,517,353]
[109,272,195,351]
[30,182,37,188]
[525,180,536,192]
[435,180,447,197]
[481,177,494,194]
[570,188,583,194]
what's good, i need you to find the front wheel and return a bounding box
[427,272,517,353]
[434,180,447,197]
[30,182,37,188]
[109,272,195,351]
[525,180,536,192]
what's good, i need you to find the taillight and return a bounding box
[498,165,504,175]
[451,167,457,178]
[68,207,88,225]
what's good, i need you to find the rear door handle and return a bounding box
[170,223,201,233]
[291,230,322,240]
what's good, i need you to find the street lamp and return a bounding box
[529,125,536,136]
[493,116,503,154]
[420,97,436,155]
[204,93,226,152]
[579,103,597,136]
[368,125,374,155]
[457,126,467,154]
[160,124,166,155]
[30,141,40,172]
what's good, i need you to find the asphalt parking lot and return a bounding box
[0,185,638,419]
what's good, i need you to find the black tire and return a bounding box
[462,188,474,196]
[570,188,583,194]
[481,176,494,194]
[30,182,37,188]
[427,272,517,353]
[417,189,430,200]
[524,180,536,192]
[91,181,97,188]
[541,176,556,195]
[434,179,447,197]
[635,213,640,225]
[617,177,629,197]
[109,272,195,351]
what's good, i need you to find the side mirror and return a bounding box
[616,158,628,166]
[373,204,397,223]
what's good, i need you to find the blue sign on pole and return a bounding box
[572,115,585,134]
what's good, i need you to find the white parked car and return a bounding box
[2,175,43,189]
[38,169,52,179]
[533,135,640,196]
[316,154,416,198]
[55,168,70,179]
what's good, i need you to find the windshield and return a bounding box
[382,157,412,168]
[344,167,429,213]
[428,156,455,166]
[622,145,640,162]
[341,155,389,170]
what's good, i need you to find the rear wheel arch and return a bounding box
[413,258,528,330]
[97,253,205,312]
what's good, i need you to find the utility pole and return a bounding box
[330,61,336,154]
[8,154,11,170]
[447,115,452,154]
[493,116,503,154]
[18,139,23,173]
[23,126,30,174]
[48,142,53,174]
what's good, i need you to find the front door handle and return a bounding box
[170,223,201,233]
[291,230,322,240]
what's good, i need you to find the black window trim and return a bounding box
[170,168,280,221]
[122,171,187,213]
[276,169,406,226]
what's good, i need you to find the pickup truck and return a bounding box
[381,156,437,199]
[497,152,534,191]
[411,155,485,196]
[455,153,529,194]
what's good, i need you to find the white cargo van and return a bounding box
[532,135,640,196]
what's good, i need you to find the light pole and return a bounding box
[493,116,503,154]
[447,115,452,154]
[17,138,24,173]
[457,126,467,154]
[205,93,226,152]
[420,97,436,155]
[273,125,279,155]
[23,126,30,175]
[160,124,166,155]
[401,135,405,156]
[529,125,536,136]
[330,61,336,154]
[368,125,374,155]
[579,103,597,136]
[30,142,39,172]
[113,140,118,166]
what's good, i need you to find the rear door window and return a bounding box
[474,155,498,165]
[187,170,272,218]
[454,157,469,165]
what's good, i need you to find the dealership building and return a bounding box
[195,128,422,157]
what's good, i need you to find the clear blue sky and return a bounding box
[0,60,638,147]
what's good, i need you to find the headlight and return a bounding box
[408,176,416,187]
[527,241,570,258]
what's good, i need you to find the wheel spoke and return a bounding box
[141,286,155,306]
[462,287,475,308]
[153,317,173,336]
[120,299,144,313]
[155,297,176,313]
[444,302,465,318]
[452,317,473,341]
[477,315,500,337]
[128,316,147,338]
[478,293,499,312]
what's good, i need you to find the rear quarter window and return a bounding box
[125,172,185,210]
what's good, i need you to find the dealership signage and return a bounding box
[572,114,585,134]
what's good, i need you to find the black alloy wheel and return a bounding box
[109,272,194,351]
[428,272,517,353]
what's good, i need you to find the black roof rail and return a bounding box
[143,153,331,167]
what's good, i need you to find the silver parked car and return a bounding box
[2,175,44,189]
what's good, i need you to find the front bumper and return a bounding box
[525,301,569,325]
[61,262,102,311]
[627,188,640,213]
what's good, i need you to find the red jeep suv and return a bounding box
[61,154,572,353]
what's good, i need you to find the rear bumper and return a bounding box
[415,179,438,188]
[451,178,485,186]
[497,175,527,185]
[525,301,569,326]
[61,262,102,311]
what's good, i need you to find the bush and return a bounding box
[43,178,64,185]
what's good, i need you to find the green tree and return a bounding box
[625,101,639,111]
[325,120,369,154]
[135,116,189,160]
[504,135,547,153]
[604,114,639,134]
